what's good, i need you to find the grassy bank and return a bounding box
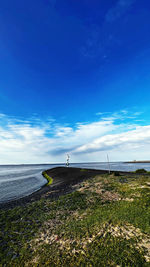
[0,168,150,266]
[42,171,53,185]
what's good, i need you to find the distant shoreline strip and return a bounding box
[125,161,150,163]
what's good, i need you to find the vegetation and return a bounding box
[80,169,87,172]
[42,171,53,185]
[135,168,148,174]
[0,171,150,266]
[113,171,120,176]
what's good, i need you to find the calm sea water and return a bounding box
[0,162,150,203]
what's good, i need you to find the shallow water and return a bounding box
[0,162,150,203]
[0,164,64,203]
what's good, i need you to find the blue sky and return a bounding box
[0,0,150,163]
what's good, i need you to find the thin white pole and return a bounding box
[107,154,111,174]
[66,154,70,167]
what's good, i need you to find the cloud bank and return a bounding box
[0,110,149,164]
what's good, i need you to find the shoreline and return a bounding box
[0,167,142,210]
[0,167,115,209]
[125,161,150,163]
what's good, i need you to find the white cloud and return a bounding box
[74,126,150,154]
[0,110,149,164]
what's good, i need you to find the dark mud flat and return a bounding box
[0,167,112,209]
[46,167,111,186]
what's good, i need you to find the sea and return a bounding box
[0,162,150,204]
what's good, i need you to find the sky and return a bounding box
[0,0,150,164]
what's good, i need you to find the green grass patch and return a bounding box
[42,171,53,185]
[0,172,149,266]
[135,168,150,174]
[80,168,88,172]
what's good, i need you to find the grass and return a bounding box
[135,168,150,174]
[80,169,87,172]
[0,171,150,266]
[42,171,53,185]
